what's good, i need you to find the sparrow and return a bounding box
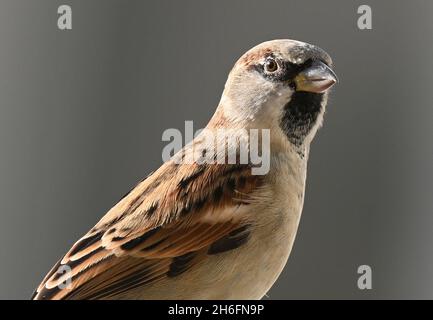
[32,39,337,300]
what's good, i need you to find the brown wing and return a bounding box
[32,160,263,300]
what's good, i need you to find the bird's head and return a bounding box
[217,39,337,148]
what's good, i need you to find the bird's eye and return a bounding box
[264,58,279,73]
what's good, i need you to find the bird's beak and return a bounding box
[294,60,338,93]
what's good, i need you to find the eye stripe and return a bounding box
[254,58,316,83]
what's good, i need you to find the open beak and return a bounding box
[294,60,338,93]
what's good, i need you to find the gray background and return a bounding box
[0,0,432,299]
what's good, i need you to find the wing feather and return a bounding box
[33,160,263,300]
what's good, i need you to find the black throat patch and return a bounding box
[280,92,324,147]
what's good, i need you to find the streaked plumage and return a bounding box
[32,39,337,300]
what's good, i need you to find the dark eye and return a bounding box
[264,58,278,73]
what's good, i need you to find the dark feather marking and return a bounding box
[102,211,129,230]
[226,178,236,192]
[208,225,251,255]
[213,185,224,203]
[67,247,105,271]
[144,202,159,218]
[125,193,146,215]
[178,203,191,217]
[167,252,196,278]
[192,197,206,212]
[121,227,161,251]
[177,164,249,201]
[141,237,168,251]
[223,164,249,175]
[68,232,103,257]
[195,198,206,209]
[178,166,206,189]
[179,197,207,217]
[237,176,246,189]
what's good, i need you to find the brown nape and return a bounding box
[239,48,273,67]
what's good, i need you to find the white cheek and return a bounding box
[219,74,294,128]
[254,91,293,127]
[273,85,293,103]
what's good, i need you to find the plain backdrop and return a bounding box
[1,0,433,299]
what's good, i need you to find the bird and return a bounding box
[32,39,337,300]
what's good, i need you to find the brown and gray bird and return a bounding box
[32,39,337,300]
